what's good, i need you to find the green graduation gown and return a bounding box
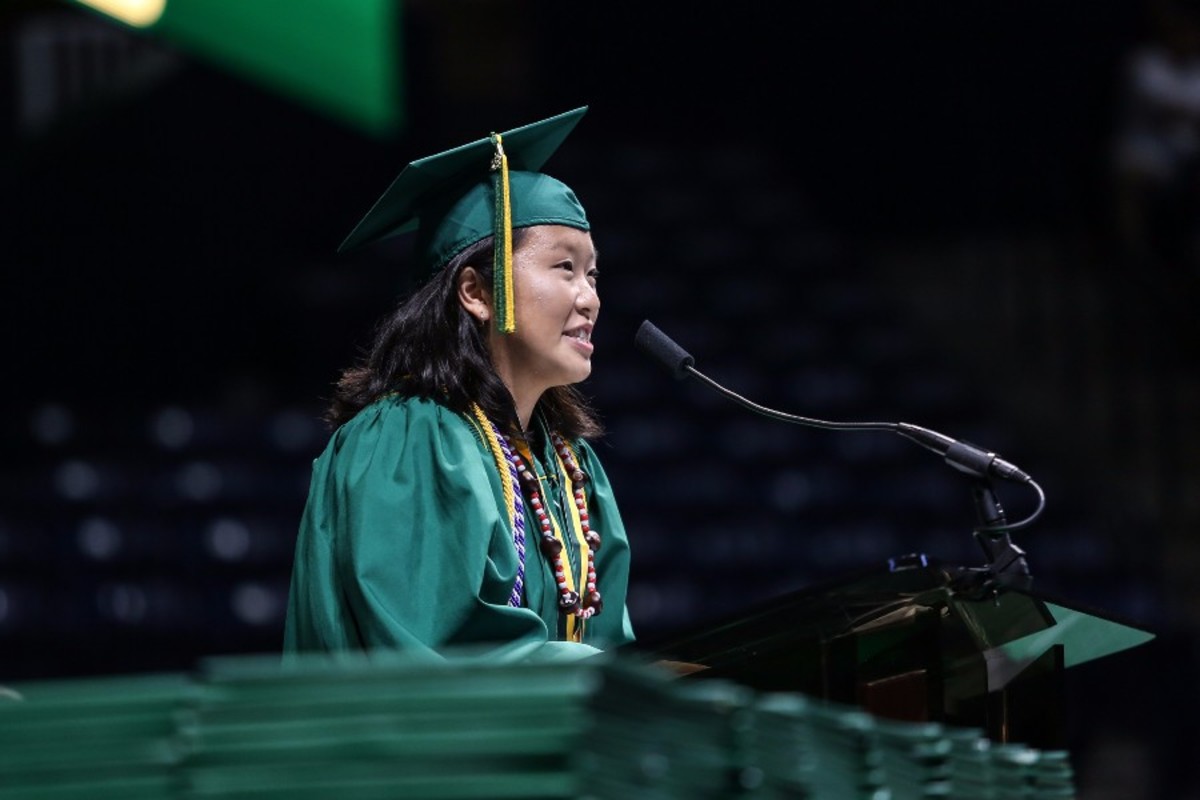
[283,394,635,662]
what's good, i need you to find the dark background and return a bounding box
[3,1,1199,797]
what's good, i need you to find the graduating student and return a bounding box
[284,107,635,661]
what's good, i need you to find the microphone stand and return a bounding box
[949,479,1034,600]
[634,319,1045,599]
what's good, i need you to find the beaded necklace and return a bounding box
[506,431,603,622]
[467,405,603,637]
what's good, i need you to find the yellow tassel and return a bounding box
[490,134,515,334]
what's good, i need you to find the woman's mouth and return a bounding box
[565,326,594,355]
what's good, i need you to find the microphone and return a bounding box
[634,319,1038,491]
[634,319,695,379]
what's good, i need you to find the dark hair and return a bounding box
[326,230,603,440]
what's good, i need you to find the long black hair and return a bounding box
[326,230,603,440]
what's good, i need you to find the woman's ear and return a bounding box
[457,266,493,323]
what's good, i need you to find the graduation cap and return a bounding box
[338,106,592,333]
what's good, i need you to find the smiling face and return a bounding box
[483,224,599,424]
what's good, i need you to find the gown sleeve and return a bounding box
[574,439,638,649]
[283,396,565,660]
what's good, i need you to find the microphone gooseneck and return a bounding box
[634,319,1045,534]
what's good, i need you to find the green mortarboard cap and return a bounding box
[338,107,591,333]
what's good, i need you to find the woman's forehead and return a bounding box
[520,225,596,260]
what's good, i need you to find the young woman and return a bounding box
[283,107,635,661]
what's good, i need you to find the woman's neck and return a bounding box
[490,357,540,433]
[504,379,543,435]
[515,398,536,433]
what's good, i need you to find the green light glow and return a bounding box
[68,0,403,137]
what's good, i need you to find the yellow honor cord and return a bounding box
[468,403,516,532]
[490,133,515,334]
[556,446,591,642]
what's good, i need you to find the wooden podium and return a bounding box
[637,553,1155,750]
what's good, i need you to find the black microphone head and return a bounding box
[635,320,695,380]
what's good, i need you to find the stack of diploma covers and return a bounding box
[0,671,192,799]
[0,647,1079,798]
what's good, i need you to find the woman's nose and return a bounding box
[576,279,599,317]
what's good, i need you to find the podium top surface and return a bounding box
[634,555,1155,673]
